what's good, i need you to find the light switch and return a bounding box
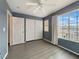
[3,27,6,32]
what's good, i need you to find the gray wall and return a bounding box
[0,0,11,59]
[12,12,43,20]
[58,39,79,53]
[43,16,52,41]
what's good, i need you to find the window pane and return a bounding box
[57,16,62,38]
[44,20,49,32]
[78,11,79,42]
[70,16,77,42]
[62,16,69,40]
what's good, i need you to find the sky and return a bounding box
[58,10,79,26]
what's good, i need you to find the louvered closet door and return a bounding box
[12,17,24,45]
[26,19,35,41]
[35,20,43,39]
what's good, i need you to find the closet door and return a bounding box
[26,19,35,41]
[35,20,43,39]
[12,17,24,45]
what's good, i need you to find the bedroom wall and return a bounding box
[0,0,11,59]
[43,16,52,41]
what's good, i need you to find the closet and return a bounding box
[11,17,43,45]
[12,17,24,45]
[26,19,43,41]
[26,19,35,41]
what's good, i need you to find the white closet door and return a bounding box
[35,20,43,39]
[13,17,24,45]
[26,19,35,41]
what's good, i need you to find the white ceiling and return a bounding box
[7,0,77,17]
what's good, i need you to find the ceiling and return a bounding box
[7,0,77,17]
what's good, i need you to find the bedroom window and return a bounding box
[57,10,79,43]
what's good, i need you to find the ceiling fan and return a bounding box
[25,0,55,13]
[25,0,53,6]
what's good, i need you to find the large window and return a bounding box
[57,10,79,43]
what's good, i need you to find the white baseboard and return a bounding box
[3,52,8,59]
[43,39,57,45]
[43,39,51,43]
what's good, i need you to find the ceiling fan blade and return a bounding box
[42,3,56,6]
[26,3,38,5]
